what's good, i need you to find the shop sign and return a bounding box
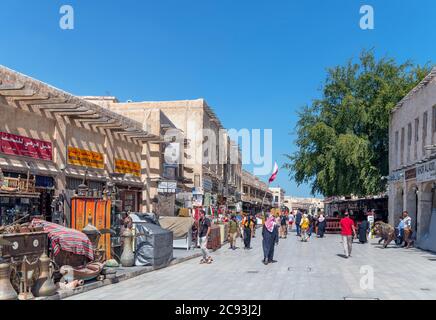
[0,132,52,161]
[192,187,204,195]
[114,158,141,177]
[405,168,416,181]
[388,171,404,183]
[417,160,436,183]
[67,147,104,169]
[158,181,177,193]
[203,177,212,192]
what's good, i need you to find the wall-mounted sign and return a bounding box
[405,168,416,181]
[115,158,141,177]
[388,171,404,183]
[0,132,52,161]
[417,160,436,183]
[67,147,104,169]
[158,181,177,193]
[203,177,212,192]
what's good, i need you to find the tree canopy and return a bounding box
[284,50,431,197]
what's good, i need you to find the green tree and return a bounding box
[284,50,431,197]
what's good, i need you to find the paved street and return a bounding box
[67,229,436,300]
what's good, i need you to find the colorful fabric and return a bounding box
[265,216,275,232]
[31,219,94,261]
[269,162,279,183]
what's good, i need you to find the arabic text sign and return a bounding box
[0,132,52,161]
[114,158,141,177]
[67,147,104,169]
[417,160,436,183]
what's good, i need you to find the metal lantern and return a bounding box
[77,183,89,197]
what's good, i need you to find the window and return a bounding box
[433,105,436,133]
[400,127,405,165]
[395,131,399,166]
[423,111,428,154]
[415,118,419,159]
[408,123,412,146]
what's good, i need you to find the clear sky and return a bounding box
[1,0,435,198]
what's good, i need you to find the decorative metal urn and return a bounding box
[82,216,101,249]
[0,262,18,300]
[120,228,135,267]
[32,253,57,297]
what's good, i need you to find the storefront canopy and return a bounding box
[0,65,159,143]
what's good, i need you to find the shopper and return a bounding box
[199,210,213,264]
[396,217,405,246]
[288,212,294,232]
[317,213,326,238]
[228,215,240,250]
[262,215,279,265]
[340,211,356,258]
[251,215,257,238]
[280,213,288,239]
[295,210,302,236]
[242,214,252,249]
[307,214,314,238]
[402,211,413,248]
[300,214,310,242]
[358,219,369,244]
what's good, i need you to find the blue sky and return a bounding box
[1,0,435,198]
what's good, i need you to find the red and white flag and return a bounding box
[269,162,279,183]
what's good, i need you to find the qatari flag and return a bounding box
[269,162,279,183]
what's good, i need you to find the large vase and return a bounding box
[120,229,135,267]
[0,263,18,301]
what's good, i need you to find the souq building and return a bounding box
[388,67,436,252]
[0,66,159,223]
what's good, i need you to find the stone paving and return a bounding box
[66,228,436,300]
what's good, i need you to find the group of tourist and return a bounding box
[197,206,416,266]
[293,210,327,241]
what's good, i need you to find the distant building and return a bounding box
[269,187,285,209]
[242,170,272,214]
[283,196,324,215]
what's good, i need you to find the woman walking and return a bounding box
[300,214,310,242]
[262,215,279,265]
[358,219,369,244]
[242,214,252,249]
[317,213,327,238]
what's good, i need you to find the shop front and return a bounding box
[0,131,57,224]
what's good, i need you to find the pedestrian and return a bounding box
[300,214,310,242]
[199,210,213,264]
[228,215,240,250]
[395,217,405,246]
[295,210,302,236]
[280,212,288,239]
[402,211,413,248]
[262,215,279,265]
[340,211,356,258]
[367,209,375,239]
[358,219,369,244]
[307,214,315,238]
[288,212,294,232]
[251,215,257,238]
[242,214,252,249]
[317,213,326,238]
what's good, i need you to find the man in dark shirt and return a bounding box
[295,211,302,236]
[199,210,212,264]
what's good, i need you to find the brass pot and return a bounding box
[33,253,57,297]
[0,263,18,300]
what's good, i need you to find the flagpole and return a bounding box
[261,183,270,217]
